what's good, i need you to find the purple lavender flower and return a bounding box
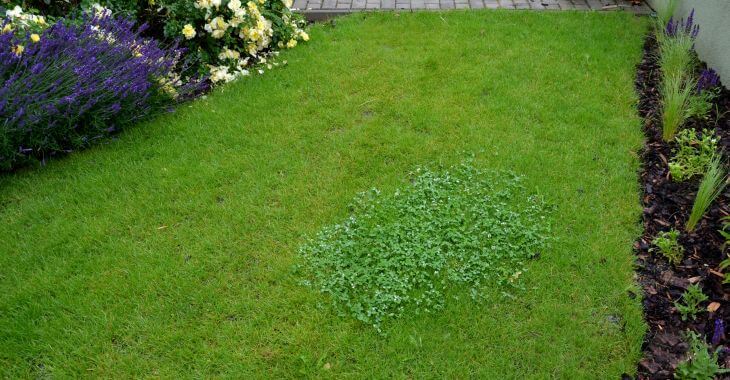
[0,12,204,170]
[697,68,721,94]
[664,10,700,39]
[712,319,725,346]
[685,9,694,34]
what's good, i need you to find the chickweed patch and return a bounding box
[297,160,552,331]
[669,129,718,182]
[652,229,684,266]
[674,284,708,321]
[675,331,730,379]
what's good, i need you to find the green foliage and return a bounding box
[674,284,708,321]
[669,129,719,182]
[652,229,684,266]
[687,155,728,231]
[675,331,730,380]
[297,161,552,331]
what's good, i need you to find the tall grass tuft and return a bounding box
[660,74,695,141]
[654,0,678,28]
[687,155,728,231]
[656,10,705,141]
[658,30,696,80]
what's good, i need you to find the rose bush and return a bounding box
[159,0,308,82]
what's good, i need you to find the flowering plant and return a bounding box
[0,9,203,170]
[158,0,308,82]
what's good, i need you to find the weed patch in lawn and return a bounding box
[297,160,551,331]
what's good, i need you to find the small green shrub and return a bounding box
[297,160,552,331]
[675,331,729,380]
[652,229,684,266]
[669,129,719,182]
[687,155,727,231]
[674,284,708,321]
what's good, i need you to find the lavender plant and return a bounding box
[712,319,725,347]
[0,12,202,170]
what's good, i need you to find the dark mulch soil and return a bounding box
[633,34,730,379]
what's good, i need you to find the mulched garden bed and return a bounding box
[633,34,730,379]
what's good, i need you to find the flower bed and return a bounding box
[0,8,203,170]
[634,12,730,379]
[0,1,309,171]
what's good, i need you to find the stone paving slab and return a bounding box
[298,0,652,20]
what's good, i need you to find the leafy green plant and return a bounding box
[675,331,730,380]
[669,129,719,182]
[674,284,708,321]
[687,155,728,231]
[297,160,553,331]
[652,229,684,266]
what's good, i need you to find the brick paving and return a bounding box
[297,0,652,18]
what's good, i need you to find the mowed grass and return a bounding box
[1,11,647,378]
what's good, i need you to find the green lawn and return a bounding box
[1,10,648,378]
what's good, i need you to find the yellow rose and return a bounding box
[299,31,309,41]
[2,24,12,34]
[286,39,297,48]
[182,24,196,39]
[12,44,24,56]
[30,34,40,43]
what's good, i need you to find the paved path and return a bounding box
[298,0,652,19]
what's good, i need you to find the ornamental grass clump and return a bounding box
[0,10,203,171]
[297,160,552,331]
[686,155,728,232]
[655,10,719,141]
[661,74,696,141]
[659,69,718,142]
[653,0,678,28]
